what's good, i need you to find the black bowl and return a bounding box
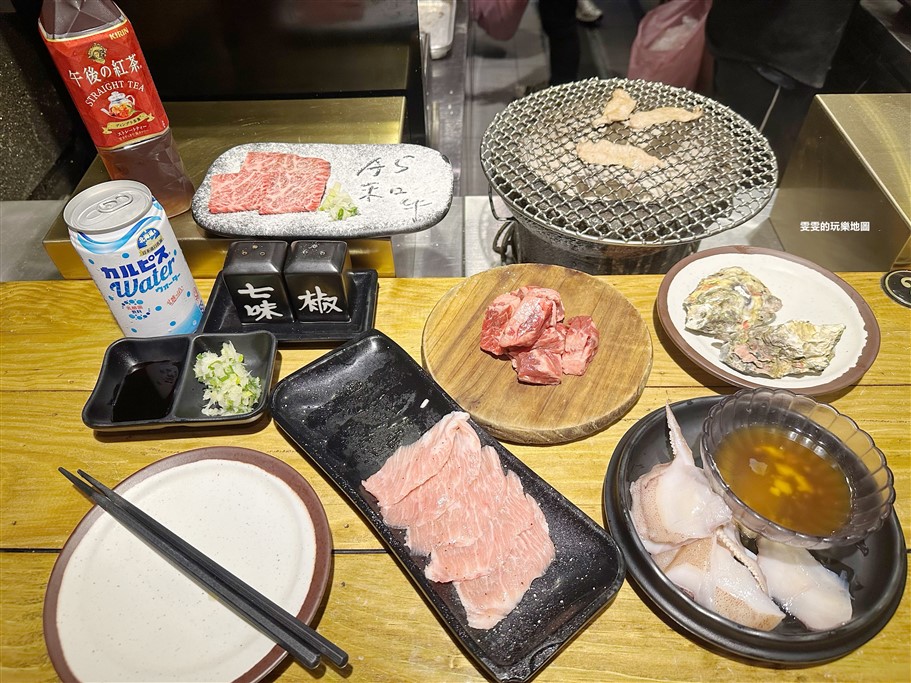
[603,396,906,665]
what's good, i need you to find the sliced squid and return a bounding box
[576,140,666,173]
[629,404,732,554]
[654,526,785,631]
[593,88,637,126]
[756,537,853,631]
[625,106,703,130]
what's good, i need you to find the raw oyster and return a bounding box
[683,266,782,338]
[720,320,846,379]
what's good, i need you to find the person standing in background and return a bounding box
[576,0,604,25]
[539,0,581,85]
[705,0,859,173]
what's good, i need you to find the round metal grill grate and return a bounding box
[480,78,778,247]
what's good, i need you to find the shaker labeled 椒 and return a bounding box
[283,241,353,322]
[64,180,204,337]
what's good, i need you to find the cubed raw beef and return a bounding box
[562,315,600,375]
[480,292,521,356]
[509,323,566,356]
[513,348,563,385]
[514,286,565,325]
[498,295,554,349]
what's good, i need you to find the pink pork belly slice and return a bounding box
[208,171,275,213]
[479,292,521,356]
[380,425,483,529]
[455,497,555,630]
[513,286,565,325]
[259,156,331,214]
[363,412,477,509]
[406,445,507,556]
[562,315,601,376]
[498,295,555,349]
[511,348,563,386]
[423,470,537,583]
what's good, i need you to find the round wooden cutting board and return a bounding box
[421,264,653,445]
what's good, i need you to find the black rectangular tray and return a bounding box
[200,269,377,344]
[270,329,625,682]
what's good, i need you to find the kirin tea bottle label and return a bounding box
[40,17,168,150]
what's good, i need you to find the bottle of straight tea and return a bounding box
[39,0,195,217]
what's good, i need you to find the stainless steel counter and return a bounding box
[424,0,469,196]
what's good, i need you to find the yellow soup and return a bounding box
[714,424,852,537]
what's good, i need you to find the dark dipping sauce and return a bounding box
[714,423,852,537]
[112,360,181,422]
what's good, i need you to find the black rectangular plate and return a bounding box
[200,269,378,344]
[270,330,625,682]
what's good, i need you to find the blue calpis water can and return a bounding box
[64,180,204,337]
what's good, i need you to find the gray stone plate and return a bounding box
[191,142,453,239]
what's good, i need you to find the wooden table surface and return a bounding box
[1,273,908,682]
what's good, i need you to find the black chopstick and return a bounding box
[59,467,348,670]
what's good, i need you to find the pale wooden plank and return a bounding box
[2,386,907,549]
[3,274,906,393]
[4,553,909,683]
[2,273,909,683]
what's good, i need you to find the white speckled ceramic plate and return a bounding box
[657,246,880,395]
[44,447,332,683]
[191,142,453,239]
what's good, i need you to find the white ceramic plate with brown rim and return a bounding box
[656,246,880,395]
[44,447,332,683]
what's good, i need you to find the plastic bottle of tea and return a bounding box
[39,0,194,217]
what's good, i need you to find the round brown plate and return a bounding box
[656,246,880,395]
[422,264,652,444]
[43,447,333,683]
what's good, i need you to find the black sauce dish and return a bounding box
[82,331,276,431]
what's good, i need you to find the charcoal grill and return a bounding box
[481,78,777,274]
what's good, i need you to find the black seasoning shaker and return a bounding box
[222,241,294,324]
[284,241,353,322]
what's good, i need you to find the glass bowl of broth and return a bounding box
[700,388,894,549]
